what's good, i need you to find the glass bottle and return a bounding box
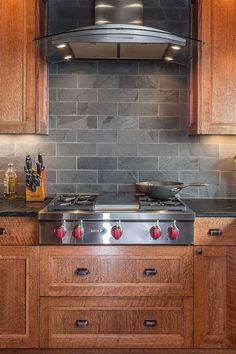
[4,163,17,200]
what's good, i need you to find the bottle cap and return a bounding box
[8,163,14,167]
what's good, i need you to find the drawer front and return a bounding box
[0,217,38,245]
[195,218,236,245]
[40,297,193,348]
[40,246,193,296]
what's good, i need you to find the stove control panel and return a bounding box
[41,219,193,245]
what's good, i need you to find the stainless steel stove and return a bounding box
[39,193,195,245]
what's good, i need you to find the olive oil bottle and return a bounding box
[4,163,17,200]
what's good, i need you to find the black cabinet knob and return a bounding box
[75,268,90,276]
[75,320,89,328]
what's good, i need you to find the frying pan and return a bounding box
[136,181,207,200]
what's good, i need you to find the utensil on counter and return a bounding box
[136,181,207,200]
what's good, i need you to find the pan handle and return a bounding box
[171,183,208,192]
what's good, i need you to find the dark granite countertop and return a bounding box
[0,198,50,217]
[183,199,236,217]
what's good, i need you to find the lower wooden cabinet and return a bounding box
[0,247,39,348]
[40,296,193,349]
[194,246,236,348]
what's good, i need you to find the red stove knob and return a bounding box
[150,225,162,240]
[55,225,66,240]
[111,225,123,240]
[168,222,180,240]
[72,225,84,239]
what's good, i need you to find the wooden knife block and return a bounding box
[25,169,48,202]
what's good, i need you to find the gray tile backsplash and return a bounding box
[1,0,236,198]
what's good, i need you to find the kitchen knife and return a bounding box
[36,162,42,177]
[38,153,44,170]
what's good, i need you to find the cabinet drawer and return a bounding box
[40,297,193,348]
[195,218,236,245]
[0,217,38,245]
[40,246,193,297]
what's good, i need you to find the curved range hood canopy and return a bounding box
[36,0,202,65]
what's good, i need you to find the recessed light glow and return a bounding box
[165,56,174,61]
[64,55,72,60]
[129,20,143,24]
[96,20,110,24]
[171,45,181,50]
[57,43,67,49]
[125,4,143,8]
[95,4,114,8]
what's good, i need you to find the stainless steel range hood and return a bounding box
[36,0,202,64]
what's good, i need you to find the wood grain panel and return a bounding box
[0,217,38,245]
[40,246,193,297]
[0,247,39,348]
[194,218,236,245]
[194,246,236,348]
[40,297,193,348]
[189,0,236,134]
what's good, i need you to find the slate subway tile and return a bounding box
[199,158,236,171]
[15,143,56,157]
[144,7,180,21]
[97,144,137,157]
[159,157,199,170]
[97,116,139,130]
[57,6,92,20]
[58,60,98,74]
[77,157,117,170]
[58,89,97,102]
[48,184,77,196]
[57,170,97,183]
[49,116,57,129]
[159,103,187,117]
[77,130,117,143]
[139,61,180,75]
[46,171,57,184]
[179,144,219,157]
[159,130,199,143]
[49,75,77,88]
[49,102,77,115]
[98,89,138,103]
[57,143,96,156]
[57,115,97,130]
[160,0,188,8]
[98,171,138,184]
[220,144,236,158]
[139,89,179,103]
[139,144,178,157]
[98,61,138,74]
[77,102,117,115]
[77,184,117,193]
[43,157,76,170]
[139,117,178,129]
[200,135,236,144]
[180,171,220,184]
[119,157,159,170]
[139,170,179,182]
[34,130,77,142]
[49,89,57,101]
[179,187,199,198]
[78,75,119,88]
[0,143,15,157]
[118,130,159,144]
[221,171,236,185]
[119,76,159,89]
[159,76,188,90]
[118,184,137,193]
[119,103,158,116]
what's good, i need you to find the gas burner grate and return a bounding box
[138,195,186,211]
[48,194,98,211]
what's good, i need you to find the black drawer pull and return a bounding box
[144,268,158,276]
[0,228,7,236]
[75,320,89,328]
[208,229,223,236]
[196,247,203,255]
[76,268,90,276]
[144,319,157,327]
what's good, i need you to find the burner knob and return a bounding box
[168,221,180,240]
[55,225,66,240]
[72,225,84,239]
[111,225,123,240]
[150,225,162,240]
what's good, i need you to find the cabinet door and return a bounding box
[0,0,48,134]
[194,246,236,348]
[0,247,39,348]
[189,0,236,134]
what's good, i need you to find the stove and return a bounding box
[39,193,195,245]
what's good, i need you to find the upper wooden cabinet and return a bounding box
[189,0,236,134]
[0,0,48,134]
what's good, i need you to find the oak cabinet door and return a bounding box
[194,246,236,348]
[0,0,48,134]
[189,0,236,134]
[0,247,39,348]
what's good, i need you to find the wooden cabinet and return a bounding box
[40,246,193,297]
[0,246,39,348]
[0,0,48,134]
[189,0,236,134]
[40,297,193,349]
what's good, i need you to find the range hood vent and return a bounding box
[36,0,202,65]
